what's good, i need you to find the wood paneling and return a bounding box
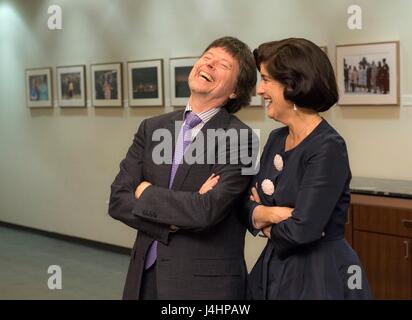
[353,205,412,238]
[354,231,411,300]
[351,194,412,210]
[350,194,412,300]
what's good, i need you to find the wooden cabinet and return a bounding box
[354,231,411,299]
[345,205,353,246]
[350,194,412,300]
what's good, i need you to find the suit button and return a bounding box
[321,232,326,237]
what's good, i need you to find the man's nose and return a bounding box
[206,59,216,69]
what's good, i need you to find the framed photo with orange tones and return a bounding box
[320,46,328,54]
[250,70,263,107]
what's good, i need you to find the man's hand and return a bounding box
[135,181,152,199]
[274,206,294,224]
[199,173,220,194]
[262,225,272,239]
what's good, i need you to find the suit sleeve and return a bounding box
[132,129,256,232]
[108,119,170,244]
[270,137,350,256]
[242,130,275,236]
[242,176,261,236]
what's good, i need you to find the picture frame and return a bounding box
[91,62,123,107]
[169,57,198,107]
[250,70,263,107]
[336,41,400,106]
[127,59,164,107]
[25,67,53,108]
[56,65,86,107]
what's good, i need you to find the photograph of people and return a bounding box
[343,56,390,94]
[103,74,112,99]
[29,75,48,101]
[94,70,118,100]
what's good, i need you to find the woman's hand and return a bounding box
[261,208,293,238]
[255,207,292,237]
[250,184,293,229]
[135,181,152,199]
[250,187,261,204]
[199,173,220,194]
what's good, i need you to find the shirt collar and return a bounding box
[184,103,221,124]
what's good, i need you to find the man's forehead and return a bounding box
[203,47,233,59]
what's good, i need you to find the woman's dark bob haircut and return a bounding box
[254,38,338,112]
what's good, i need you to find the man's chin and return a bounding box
[189,86,212,95]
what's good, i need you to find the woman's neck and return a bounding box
[285,110,322,150]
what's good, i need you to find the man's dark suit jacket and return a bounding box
[109,108,255,299]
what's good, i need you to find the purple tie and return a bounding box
[144,112,202,269]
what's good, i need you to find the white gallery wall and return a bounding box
[1,0,411,270]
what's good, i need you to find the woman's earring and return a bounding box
[293,104,298,111]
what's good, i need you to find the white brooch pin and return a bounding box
[261,179,275,196]
[274,154,284,171]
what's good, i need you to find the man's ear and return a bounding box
[229,92,237,99]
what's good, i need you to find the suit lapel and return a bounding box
[170,108,230,190]
[153,111,183,188]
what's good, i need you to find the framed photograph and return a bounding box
[336,41,400,106]
[250,70,263,106]
[320,46,328,54]
[91,62,122,107]
[128,59,164,107]
[56,65,86,107]
[25,67,53,108]
[169,57,198,107]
